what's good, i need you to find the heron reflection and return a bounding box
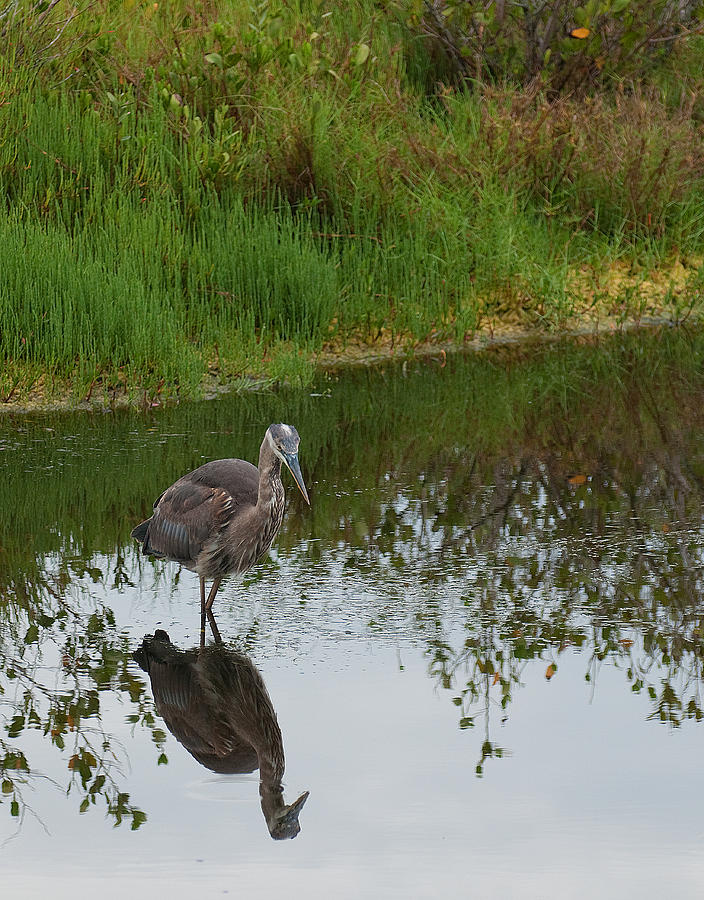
[133,628,308,840]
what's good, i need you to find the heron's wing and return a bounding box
[143,459,259,564]
[148,655,261,772]
[190,458,259,507]
[148,658,234,758]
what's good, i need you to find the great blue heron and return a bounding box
[133,629,309,839]
[131,423,309,614]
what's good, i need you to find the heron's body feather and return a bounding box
[134,453,283,575]
[131,423,308,612]
[135,633,284,779]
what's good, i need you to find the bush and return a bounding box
[395,0,704,92]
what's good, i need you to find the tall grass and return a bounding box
[1,0,704,402]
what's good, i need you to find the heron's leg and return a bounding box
[204,577,222,612]
[206,609,223,645]
[199,577,207,648]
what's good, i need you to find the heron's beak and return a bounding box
[283,453,310,505]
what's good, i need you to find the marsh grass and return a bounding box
[1,1,704,403]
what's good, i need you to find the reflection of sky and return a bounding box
[2,570,704,899]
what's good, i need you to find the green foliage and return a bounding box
[395,0,704,91]
[0,0,703,398]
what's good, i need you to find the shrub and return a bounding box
[394,0,704,92]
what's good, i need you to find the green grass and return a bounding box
[1,0,704,403]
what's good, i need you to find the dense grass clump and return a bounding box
[1,0,704,403]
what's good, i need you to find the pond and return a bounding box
[1,328,704,898]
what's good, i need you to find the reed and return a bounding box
[1,1,703,401]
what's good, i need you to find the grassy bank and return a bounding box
[1,0,704,406]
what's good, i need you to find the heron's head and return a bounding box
[265,790,310,840]
[266,423,310,505]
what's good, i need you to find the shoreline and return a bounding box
[0,314,686,416]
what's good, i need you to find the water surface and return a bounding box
[2,329,704,898]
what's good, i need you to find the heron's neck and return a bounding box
[259,741,287,827]
[256,437,283,508]
[260,778,286,827]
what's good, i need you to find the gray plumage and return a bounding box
[132,423,309,613]
[134,630,309,839]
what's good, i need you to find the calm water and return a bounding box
[2,330,704,898]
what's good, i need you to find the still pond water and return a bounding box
[2,329,704,898]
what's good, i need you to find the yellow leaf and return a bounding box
[492,672,500,686]
[545,663,557,680]
[569,474,587,485]
[570,27,590,39]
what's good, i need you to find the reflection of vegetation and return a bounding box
[423,433,704,774]
[4,327,704,554]
[429,603,704,776]
[3,327,704,791]
[0,576,158,829]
